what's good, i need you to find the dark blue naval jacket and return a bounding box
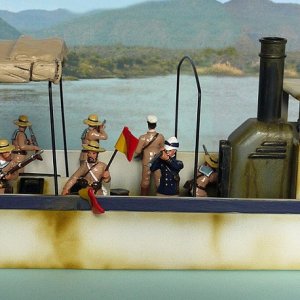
[150,156,184,195]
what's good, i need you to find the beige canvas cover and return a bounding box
[0,36,67,84]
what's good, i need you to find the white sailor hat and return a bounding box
[164,136,179,151]
[147,115,158,124]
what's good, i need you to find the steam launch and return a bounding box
[218,37,298,199]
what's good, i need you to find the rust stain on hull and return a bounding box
[1,210,300,270]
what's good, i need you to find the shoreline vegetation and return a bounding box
[63,45,300,80]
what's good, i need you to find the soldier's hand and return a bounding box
[160,150,169,161]
[102,170,111,182]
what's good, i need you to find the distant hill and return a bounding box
[0,0,300,51]
[0,9,78,32]
[22,0,242,49]
[224,0,300,52]
[0,17,20,39]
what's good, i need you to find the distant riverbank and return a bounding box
[63,45,300,79]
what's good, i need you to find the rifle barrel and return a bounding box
[0,150,44,179]
[202,144,209,155]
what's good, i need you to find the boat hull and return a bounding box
[1,197,300,270]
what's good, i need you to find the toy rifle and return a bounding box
[203,144,209,156]
[148,150,164,167]
[0,150,44,180]
[28,126,43,161]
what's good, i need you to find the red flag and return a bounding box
[115,127,139,161]
[79,187,105,214]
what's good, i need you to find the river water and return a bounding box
[0,75,298,152]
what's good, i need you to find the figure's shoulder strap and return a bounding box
[142,133,159,152]
[11,129,20,141]
[81,128,89,141]
[82,162,98,178]
[11,129,28,141]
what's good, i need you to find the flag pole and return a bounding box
[105,149,118,170]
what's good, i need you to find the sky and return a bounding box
[0,0,300,13]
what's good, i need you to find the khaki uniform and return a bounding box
[80,127,107,163]
[196,169,218,197]
[11,130,38,165]
[135,130,165,194]
[62,161,110,196]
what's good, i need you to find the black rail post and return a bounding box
[59,78,69,177]
[175,56,202,197]
[48,81,58,195]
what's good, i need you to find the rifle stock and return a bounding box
[0,150,44,180]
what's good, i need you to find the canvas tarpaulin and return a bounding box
[0,36,67,83]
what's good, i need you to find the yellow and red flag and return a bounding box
[115,127,139,161]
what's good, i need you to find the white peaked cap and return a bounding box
[147,115,158,123]
[164,136,179,151]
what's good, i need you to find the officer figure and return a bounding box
[150,136,183,196]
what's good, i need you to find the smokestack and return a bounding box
[218,37,298,199]
[257,37,287,122]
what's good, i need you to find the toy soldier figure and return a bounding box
[195,151,218,197]
[80,114,108,164]
[0,139,18,194]
[150,136,183,196]
[135,115,165,196]
[62,140,111,196]
[183,146,218,197]
[11,115,41,170]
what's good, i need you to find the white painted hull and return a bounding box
[1,209,300,270]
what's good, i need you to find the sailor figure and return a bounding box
[150,136,183,196]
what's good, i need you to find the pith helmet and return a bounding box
[82,140,105,152]
[147,115,158,124]
[164,136,179,151]
[0,139,15,153]
[84,114,102,126]
[14,115,32,127]
[204,153,219,169]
